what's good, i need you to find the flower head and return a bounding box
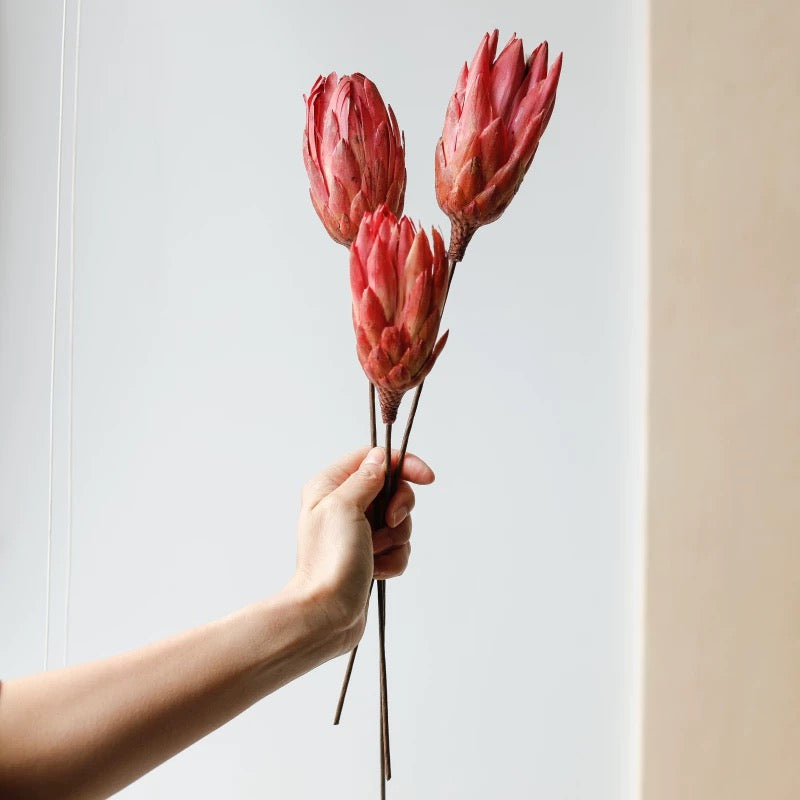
[304,73,406,246]
[351,206,449,423]
[435,31,562,260]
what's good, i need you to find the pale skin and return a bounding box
[0,446,434,800]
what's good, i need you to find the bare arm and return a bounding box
[0,447,433,800]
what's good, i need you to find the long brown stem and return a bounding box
[393,382,423,494]
[379,703,386,800]
[333,580,373,724]
[445,258,458,303]
[370,382,378,448]
[333,382,379,726]
[379,424,392,779]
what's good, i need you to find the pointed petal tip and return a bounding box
[432,329,450,360]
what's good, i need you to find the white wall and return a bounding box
[0,1,646,798]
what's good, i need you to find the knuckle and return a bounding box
[390,517,411,544]
[300,479,316,506]
[360,463,383,482]
[320,493,347,517]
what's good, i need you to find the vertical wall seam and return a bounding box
[631,0,652,796]
[45,0,69,673]
[63,0,82,668]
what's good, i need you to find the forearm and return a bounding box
[0,587,340,800]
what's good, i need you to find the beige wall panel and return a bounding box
[644,1,800,799]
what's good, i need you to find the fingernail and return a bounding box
[392,506,409,526]
[364,447,384,466]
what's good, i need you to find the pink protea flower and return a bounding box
[303,72,406,246]
[435,30,563,261]
[351,205,449,424]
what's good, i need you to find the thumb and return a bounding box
[332,447,387,512]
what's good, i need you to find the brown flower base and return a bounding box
[377,386,404,424]
[447,218,477,262]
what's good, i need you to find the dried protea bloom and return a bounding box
[351,205,449,424]
[303,72,406,246]
[435,30,563,261]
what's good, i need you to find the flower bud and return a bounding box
[350,206,449,423]
[436,31,562,260]
[304,73,406,246]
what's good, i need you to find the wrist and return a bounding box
[280,577,366,659]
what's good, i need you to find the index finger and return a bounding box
[302,447,435,509]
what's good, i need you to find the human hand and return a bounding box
[287,446,434,656]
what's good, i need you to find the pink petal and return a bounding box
[404,230,432,299]
[452,155,485,204]
[403,270,432,338]
[366,122,389,201]
[435,142,453,207]
[467,30,498,83]
[416,310,442,354]
[454,62,469,101]
[355,324,372,365]
[304,76,325,165]
[330,139,361,195]
[328,175,350,217]
[354,210,376,260]
[367,345,394,380]
[303,150,329,203]
[529,41,550,83]
[509,58,559,143]
[386,363,412,390]
[490,36,525,122]
[401,340,429,376]
[458,72,493,151]
[360,288,388,346]
[432,328,449,359]
[477,116,506,181]
[421,329,449,378]
[395,216,416,306]
[511,109,546,163]
[349,243,367,301]
[385,176,405,217]
[413,328,448,383]
[366,234,397,320]
[442,92,462,160]
[511,42,548,115]
[362,76,386,123]
[333,76,352,139]
[380,326,405,364]
[387,105,404,179]
[349,190,369,232]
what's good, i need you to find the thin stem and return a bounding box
[445,258,458,304]
[378,424,392,779]
[333,381,378,725]
[378,580,390,783]
[369,382,378,448]
[382,423,393,511]
[333,580,374,725]
[379,704,386,800]
[393,382,423,494]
